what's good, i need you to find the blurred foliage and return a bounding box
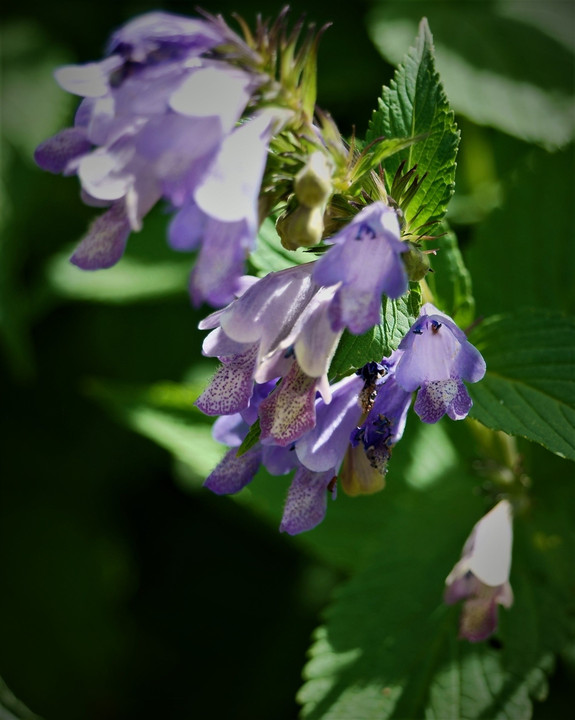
[1,1,574,719]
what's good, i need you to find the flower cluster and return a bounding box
[35,9,504,642]
[199,291,486,533]
[34,11,298,306]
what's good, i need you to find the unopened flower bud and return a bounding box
[276,204,325,250]
[402,243,431,281]
[294,151,333,208]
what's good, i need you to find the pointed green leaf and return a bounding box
[468,311,575,460]
[366,18,459,229]
[236,418,261,457]
[368,2,575,149]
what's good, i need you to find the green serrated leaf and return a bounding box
[329,285,422,379]
[468,311,575,460]
[425,222,475,328]
[368,2,575,149]
[85,378,225,484]
[349,134,426,189]
[366,18,459,230]
[298,462,574,719]
[236,418,261,457]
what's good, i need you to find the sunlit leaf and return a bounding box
[366,18,459,229]
[468,312,575,460]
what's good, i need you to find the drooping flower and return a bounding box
[313,201,409,335]
[395,303,486,423]
[203,372,364,534]
[196,264,343,445]
[34,11,287,306]
[444,500,514,642]
[172,107,292,306]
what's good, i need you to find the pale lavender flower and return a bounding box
[279,469,337,535]
[445,500,514,642]
[395,302,486,423]
[196,264,343,445]
[313,201,408,334]
[34,11,273,301]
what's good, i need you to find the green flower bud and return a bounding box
[402,243,431,281]
[276,204,325,250]
[294,151,333,208]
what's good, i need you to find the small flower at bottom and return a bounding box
[444,500,514,642]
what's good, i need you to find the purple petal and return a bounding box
[414,379,469,423]
[195,345,258,416]
[34,128,92,174]
[70,203,130,269]
[455,341,487,384]
[108,12,223,58]
[444,570,482,605]
[212,413,249,447]
[262,444,300,476]
[219,264,315,346]
[194,109,282,225]
[279,468,335,535]
[313,202,408,334]
[189,217,250,307]
[204,445,262,495]
[169,66,251,133]
[396,321,461,390]
[202,327,253,359]
[168,202,206,251]
[259,362,318,446]
[55,57,122,97]
[296,375,363,472]
[292,286,342,378]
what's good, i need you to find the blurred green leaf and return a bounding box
[425,223,475,328]
[298,462,575,719]
[86,378,225,483]
[0,675,42,720]
[368,2,575,148]
[329,285,421,379]
[46,250,191,304]
[464,146,575,318]
[468,311,575,460]
[1,21,73,159]
[366,18,459,229]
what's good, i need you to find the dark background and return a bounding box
[1,1,573,718]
